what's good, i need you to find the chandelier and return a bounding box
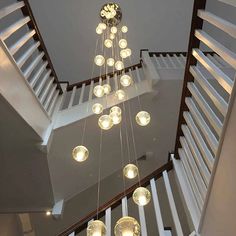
[70,3,153,236]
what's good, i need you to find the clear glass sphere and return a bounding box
[110,106,122,115]
[114,216,140,236]
[115,61,124,71]
[115,90,126,101]
[121,26,128,33]
[111,26,118,34]
[98,115,113,130]
[123,164,139,179]
[98,22,106,30]
[111,9,117,17]
[110,33,115,40]
[104,39,113,48]
[103,84,111,94]
[87,220,106,236]
[92,103,103,114]
[119,39,128,49]
[107,58,115,67]
[135,111,151,126]
[93,85,104,98]
[72,145,89,162]
[120,74,132,87]
[96,27,103,35]
[120,49,128,59]
[125,48,132,57]
[94,55,105,66]
[109,112,122,125]
[132,187,151,206]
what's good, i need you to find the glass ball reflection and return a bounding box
[98,115,113,130]
[87,220,106,236]
[98,23,106,30]
[104,39,113,48]
[132,187,151,206]
[115,61,124,71]
[123,164,138,179]
[72,145,89,162]
[96,27,103,35]
[107,58,115,67]
[109,112,122,125]
[111,26,118,34]
[103,84,111,94]
[115,90,126,101]
[135,111,151,126]
[119,39,127,49]
[93,85,104,98]
[94,55,105,66]
[92,103,103,114]
[114,216,140,236]
[121,26,128,33]
[120,74,132,87]
[110,106,122,116]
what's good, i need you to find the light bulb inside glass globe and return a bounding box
[120,74,132,87]
[135,111,151,126]
[109,111,122,125]
[107,58,115,67]
[114,216,140,236]
[98,115,113,130]
[92,103,103,114]
[93,85,104,98]
[104,39,112,48]
[111,9,117,17]
[121,26,128,33]
[120,49,128,59]
[111,26,118,34]
[72,145,89,162]
[110,33,115,40]
[115,90,126,101]
[110,106,122,116]
[98,22,106,30]
[87,220,106,236]
[115,61,124,71]
[123,164,139,179]
[103,84,111,94]
[132,187,151,206]
[96,27,103,35]
[125,48,132,57]
[119,39,128,49]
[94,55,105,66]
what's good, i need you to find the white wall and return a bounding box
[0,214,23,236]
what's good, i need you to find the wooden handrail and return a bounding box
[58,161,173,236]
[66,61,142,91]
[174,0,207,157]
[18,0,63,94]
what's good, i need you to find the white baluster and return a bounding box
[163,170,184,236]
[174,54,184,68]
[150,178,165,236]
[79,83,86,104]
[167,54,177,68]
[114,74,118,91]
[89,80,94,101]
[138,205,148,236]
[0,2,25,20]
[160,54,169,68]
[153,55,161,69]
[68,86,77,108]
[122,197,128,216]
[105,208,111,236]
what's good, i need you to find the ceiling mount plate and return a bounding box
[100,3,122,26]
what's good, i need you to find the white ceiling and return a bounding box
[48,77,183,201]
[28,0,194,83]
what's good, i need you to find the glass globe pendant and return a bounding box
[119,39,127,49]
[120,49,128,59]
[115,90,125,101]
[120,74,132,87]
[72,145,89,162]
[135,111,151,126]
[98,22,106,30]
[110,106,122,116]
[125,48,132,57]
[94,55,105,66]
[96,27,103,35]
[114,216,140,236]
[111,26,118,34]
[110,33,115,40]
[104,39,113,48]
[87,220,106,236]
[93,85,104,97]
[103,84,111,94]
[107,58,115,67]
[98,115,113,130]
[109,111,122,125]
[121,26,128,33]
[132,187,151,206]
[123,164,138,179]
[92,103,103,114]
[115,61,124,71]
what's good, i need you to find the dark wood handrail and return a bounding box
[58,161,173,236]
[174,0,207,157]
[19,0,63,94]
[66,61,142,91]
